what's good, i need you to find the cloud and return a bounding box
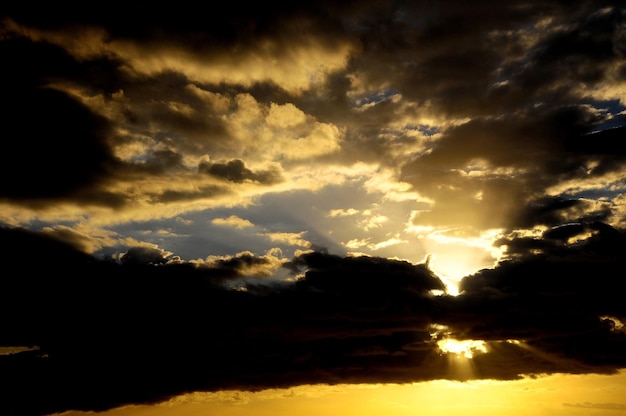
[2,1,623,232]
[199,158,284,184]
[200,250,287,281]
[211,215,255,229]
[120,246,170,265]
[2,2,626,415]
[1,79,115,201]
[262,231,312,248]
[328,208,360,217]
[400,105,626,234]
[2,222,626,415]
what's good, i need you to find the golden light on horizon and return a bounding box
[50,370,626,416]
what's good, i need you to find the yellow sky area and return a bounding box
[52,370,626,416]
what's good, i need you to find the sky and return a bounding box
[1,0,626,415]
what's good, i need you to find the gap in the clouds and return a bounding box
[350,87,400,110]
[584,98,626,132]
[433,273,461,296]
[87,176,496,292]
[404,123,441,137]
[426,253,494,296]
[420,228,505,296]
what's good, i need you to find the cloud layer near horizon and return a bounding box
[1,226,626,415]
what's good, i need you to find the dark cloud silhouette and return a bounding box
[1,87,114,201]
[120,246,169,265]
[453,221,626,367]
[290,251,445,297]
[199,159,284,184]
[508,6,624,96]
[0,36,118,202]
[401,103,626,231]
[2,225,626,415]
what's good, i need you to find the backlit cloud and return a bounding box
[211,215,256,229]
[3,225,626,415]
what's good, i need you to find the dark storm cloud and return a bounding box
[120,246,169,265]
[342,0,623,117]
[491,220,625,261]
[153,184,230,203]
[0,38,115,201]
[1,1,322,37]
[199,159,284,184]
[407,105,603,170]
[2,225,626,415]
[567,125,626,177]
[441,222,626,377]
[506,6,624,95]
[289,251,445,296]
[514,196,613,228]
[0,227,444,415]
[401,103,626,230]
[2,0,623,210]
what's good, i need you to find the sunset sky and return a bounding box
[1,1,626,415]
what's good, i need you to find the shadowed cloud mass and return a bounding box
[1,225,626,415]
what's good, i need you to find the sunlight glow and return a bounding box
[438,275,461,296]
[410,227,504,295]
[429,323,489,381]
[437,339,488,359]
[434,335,489,380]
